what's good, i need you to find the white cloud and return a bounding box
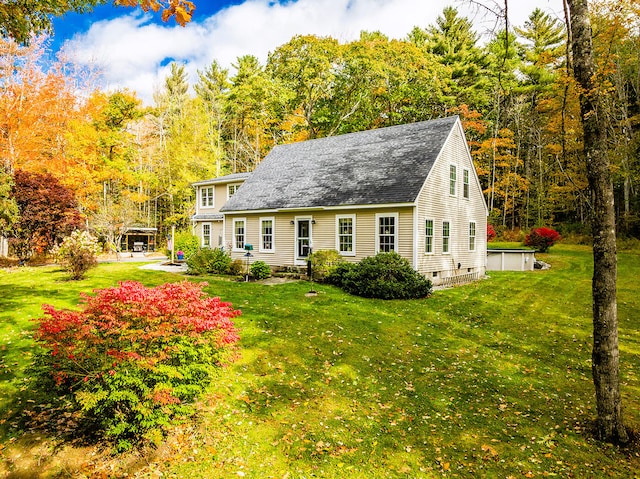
[62,0,564,105]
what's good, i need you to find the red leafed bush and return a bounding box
[33,281,240,451]
[487,224,497,242]
[524,227,562,253]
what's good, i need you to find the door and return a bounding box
[296,218,312,260]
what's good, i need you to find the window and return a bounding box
[425,219,434,254]
[463,169,470,199]
[201,187,214,207]
[336,215,355,255]
[377,213,398,253]
[228,184,240,199]
[469,221,476,251]
[449,165,457,196]
[233,218,245,251]
[442,221,450,254]
[202,223,211,248]
[260,217,274,252]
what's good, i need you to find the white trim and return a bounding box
[336,214,356,257]
[200,186,214,208]
[375,212,399,253]
[202,222,212,248]
[232,218,246,252]
[294,216,313,265]
[259,216,275,253]
[449,164,457,197]
[469,221,476,252]
[463,168,470,199]
[442,220,451,254]
[424,218,435,255]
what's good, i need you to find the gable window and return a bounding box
[463,169,470,199]
[233,218,246,251]
[469,221,476,251]
[202,223,211,248]
[260,217,274,252]
[201,187,214,208]
[376,213,398,253]
[336,215,356,256]
[449,165,457,196]
[442,221,451,254]
[425,219,434,254]
[228,184,240,199]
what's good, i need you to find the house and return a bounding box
[191,172,250,249]
[206,116,488,286]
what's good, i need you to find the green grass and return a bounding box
[1,246,640,478]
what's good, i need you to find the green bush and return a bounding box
[186,248,231,275]
[329,251,432,300]
[52,230,101,280]
[167,230,199,259]
[229,259,244,276]
[33,281,240,451]
[309,249,344,282]
[250,260,271,280]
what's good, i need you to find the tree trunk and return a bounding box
[566,0,628,444]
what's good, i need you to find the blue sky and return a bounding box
[48,0,565,105]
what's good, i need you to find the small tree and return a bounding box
[524,227,561,253]
[53,230,101,280]
[10,170,83,261]
[33,281,240,451]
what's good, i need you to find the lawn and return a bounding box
[1,245,640,478]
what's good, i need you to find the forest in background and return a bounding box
[1,1,639,250]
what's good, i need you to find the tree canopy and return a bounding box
[0,0,196,43]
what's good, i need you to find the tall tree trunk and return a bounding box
[566,0,628,444]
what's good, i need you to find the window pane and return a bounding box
[443,221,450,253]
[338,217,353,253]
[379,216,395,252]
[425,219,433,253]
[463,169,470,198]
[235,221,245,249]
[449,165,457,195]
[262,220,273,250]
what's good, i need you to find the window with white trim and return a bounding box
[442,221,451,254]
[449,165,457,196]
[201,187,214,207]
[336,215,355,255]
[425,219,434,254]
[377,213,398,253]
[202,223,211,248]
[233,218,246,251]
[469,221,476,251]
[463,169,470,199]
[260,217,274,252]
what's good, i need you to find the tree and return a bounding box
[566,0,628,444]
[0,0,196,44]
[10,170,83,260]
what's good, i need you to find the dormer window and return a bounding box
[201,187,214,208]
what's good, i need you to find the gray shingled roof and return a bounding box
[192,172,250,187]
[221,116,458,212]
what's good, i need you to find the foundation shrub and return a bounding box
[309,249,344,282]
[328,251,432,300]
[186,247,231,275]
[250,260,271,280]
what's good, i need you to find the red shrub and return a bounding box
[524,227,562,253]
